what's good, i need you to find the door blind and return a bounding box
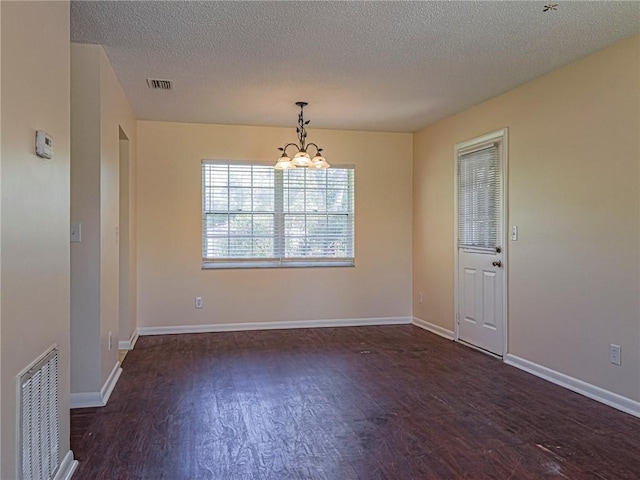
[457,144,500,249]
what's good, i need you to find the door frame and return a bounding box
[453,128,509,357]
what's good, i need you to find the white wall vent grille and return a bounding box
[18,345,60,480]
[146,78,174,90]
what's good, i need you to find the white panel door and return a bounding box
[458,249,503,355]
[455,129,507,357]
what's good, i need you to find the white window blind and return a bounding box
[457,144,501,250]
[202,161,354,268]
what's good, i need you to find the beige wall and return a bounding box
[1,2,71,477]
[413,35,640,402]
[71,43,101,393]
[119,132,137,346]
[0,3,3,472]
[71,44,137,396]
[137,122,412,328]
[98,48,137,384]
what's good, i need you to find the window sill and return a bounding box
[202,260,355,270]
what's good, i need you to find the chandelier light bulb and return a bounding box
[311,154,330,169]
[293,151,312,167]
[274,154,295,170]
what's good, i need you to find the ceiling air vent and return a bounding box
[146,78,174,90]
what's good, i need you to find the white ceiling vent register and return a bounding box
[18,345,60,480]
[146,78,174,90]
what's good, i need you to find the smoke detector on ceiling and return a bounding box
[146,78,174,90]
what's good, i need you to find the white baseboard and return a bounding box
[118,329,139,350]
[412,317,455,340]
[101,361,122,404]
[69,391,102,409]
[504,354,640,419]
[54,450,78,480]
[138,316,412,336]
[70,361,122,409]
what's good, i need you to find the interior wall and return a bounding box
[0,3,3,472]
[137,121,412,328]
[413,34,640,402]
[70,43,137,398]
[119,132,135,346]
[70,43,101,394]
[98,47,120,385]
[1,2,71,477]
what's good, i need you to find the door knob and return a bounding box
[492,260,502,267]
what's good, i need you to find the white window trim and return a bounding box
[202,260,355,270]
[202,160,355,269]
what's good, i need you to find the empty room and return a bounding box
[1,1,639,479]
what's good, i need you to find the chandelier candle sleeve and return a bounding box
[275,102,330,170]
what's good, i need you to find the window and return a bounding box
[457,143,501,250]
[202,160,355,268]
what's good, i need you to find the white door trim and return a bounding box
[453,128,509,357]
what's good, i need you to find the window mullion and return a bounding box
[274,170,284,259]
[250,167,254,258]
[227,165,231,257]
[303,169,308,256]
[325,171,329,257]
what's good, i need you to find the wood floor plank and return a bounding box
[71,326,640,479]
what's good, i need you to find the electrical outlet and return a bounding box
[511,226,518,241]
[609,344,621,366]
[195,296,203,309]
[108,331,113,351]
[418,292,424,304]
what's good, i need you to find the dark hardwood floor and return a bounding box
[71,326,640,479]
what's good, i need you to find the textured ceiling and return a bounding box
[70,1,640,133]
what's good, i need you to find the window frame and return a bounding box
[201,160,355,269]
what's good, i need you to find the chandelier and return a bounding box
[274,102,330,170]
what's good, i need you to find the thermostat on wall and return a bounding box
[35,130,54,159]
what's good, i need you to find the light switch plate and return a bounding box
[71,223,82,243]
